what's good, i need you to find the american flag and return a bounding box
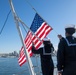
[18,13,53,66]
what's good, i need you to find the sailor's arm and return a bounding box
[57,35,64,40]
[32,42,42,54]
[51,43,54,51]
[57,39,65,73]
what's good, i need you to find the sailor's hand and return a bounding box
[32,42,34,46]
[58,72,62,75]
[57,34,62,40]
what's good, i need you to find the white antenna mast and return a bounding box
[9,0,36,75]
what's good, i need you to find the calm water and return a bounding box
[0,56,57,75]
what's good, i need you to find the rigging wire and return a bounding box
[20,22,28,34]
[0,10,11,35]
[24,0,58,35]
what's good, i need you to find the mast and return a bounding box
[9,0,36,75]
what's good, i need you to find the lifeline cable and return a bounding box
[0,10,11,35]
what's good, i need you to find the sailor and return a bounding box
[32,37,54,75]
[57,24,76,75]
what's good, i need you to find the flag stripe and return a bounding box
[19,57,26,66]
[18,47,27,66]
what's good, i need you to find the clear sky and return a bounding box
[0,0,76,53]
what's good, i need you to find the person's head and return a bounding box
[43,37,51,46]
[65,24,75,36]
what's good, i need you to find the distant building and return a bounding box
[0,51,19,58]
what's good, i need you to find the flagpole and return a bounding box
[9,0,36,75]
